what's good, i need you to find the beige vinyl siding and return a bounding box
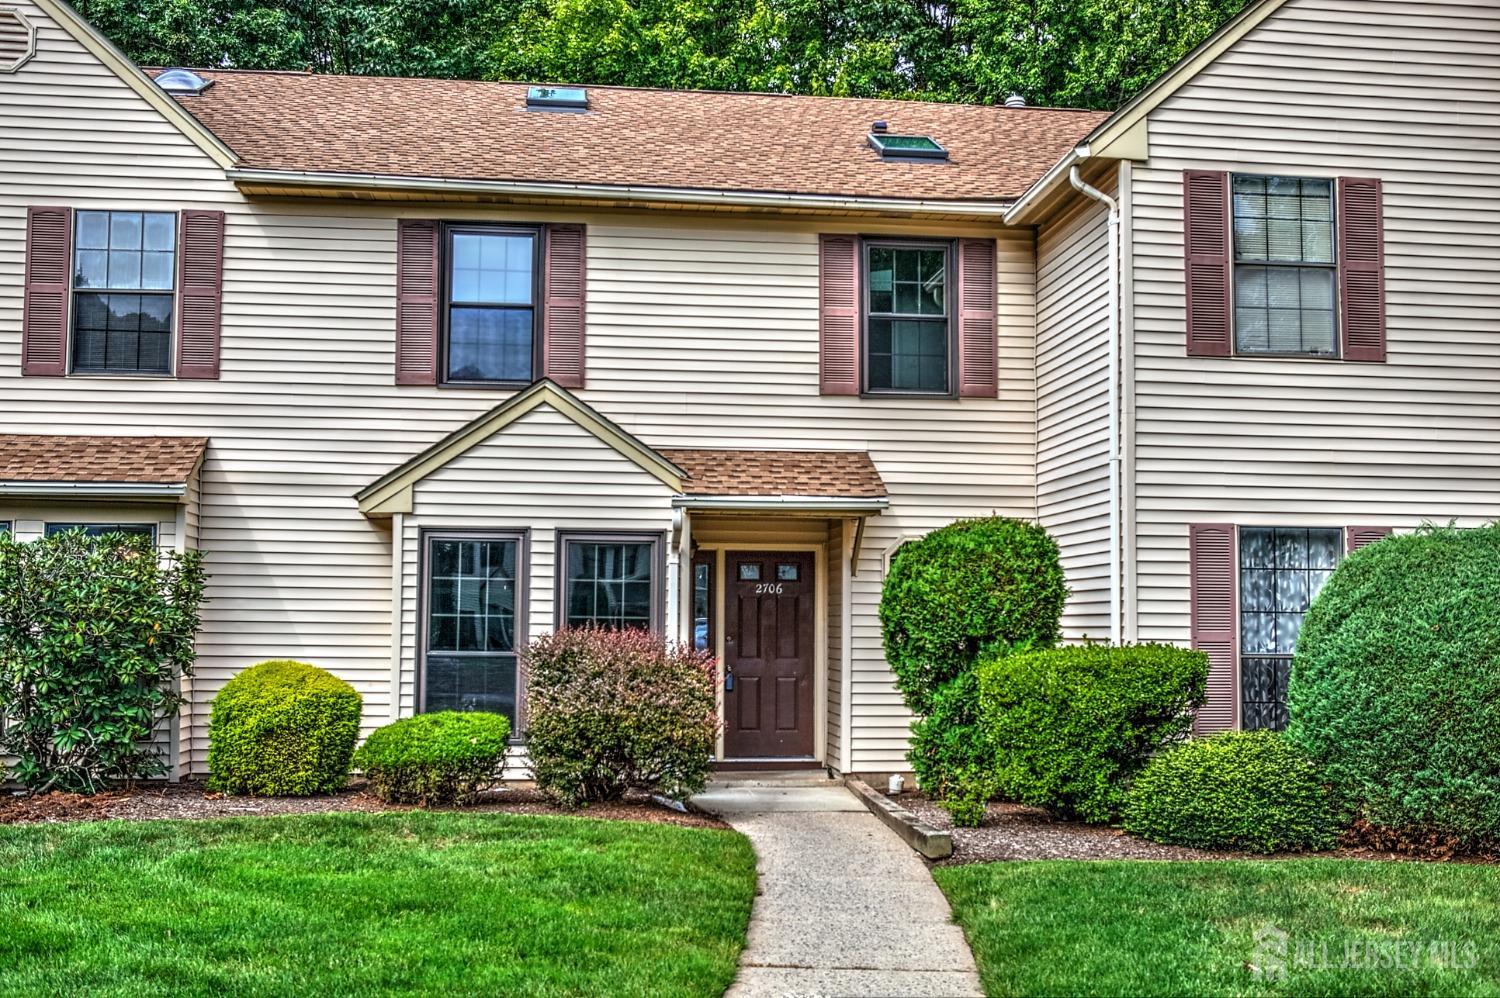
[1035,178,1115,641]
[398,402,677,716]
[2,0,1038,774]
[1127,0,1500,648]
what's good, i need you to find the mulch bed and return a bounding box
[902,793,1233,864]
[0,782,728,830]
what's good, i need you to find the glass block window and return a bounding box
[424,536,520,724]
[865,242,951,394]
[563,537,658,630]
[1239,527,1341,731]
[72,210,176,374]
[1232,176,1337,356]
[445,227,537,383]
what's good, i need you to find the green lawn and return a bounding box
[936,859,1500,997]
[0,811,756,997]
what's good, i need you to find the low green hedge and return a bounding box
[206,660,361,796]
[353,712,510,806]
[1123,731,1339,853]
[978,643,1207,823]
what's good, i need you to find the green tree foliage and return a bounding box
[77,0,1252,111]
[0,530,206,793]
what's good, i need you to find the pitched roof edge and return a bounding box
[1004,0,1288,225]
[228,167,1016,218]
[34,0,238,168]
[355,380,685,515]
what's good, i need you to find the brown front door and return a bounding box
[724,551,816,759]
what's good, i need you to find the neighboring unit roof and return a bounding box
[659,449,887,499]
[0,435,208,485]
[157,71,1108,203]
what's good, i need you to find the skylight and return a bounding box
[868,133,948,161]
[155,68,212,95]
[526,86,588,111]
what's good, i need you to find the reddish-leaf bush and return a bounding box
[524,627,718,806]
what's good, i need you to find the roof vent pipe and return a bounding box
[871,120,888,133]
[1004,93,1026,108]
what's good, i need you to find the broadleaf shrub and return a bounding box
[0,530,206,793]
[525,627,718,806]
[1122,731,1339,853]
[977,643,1208,823]
[354,711,510,805]
[1288,524,1500,846]
[880,517,1066,714]
[909,671,987,800]
[207,660,362,796]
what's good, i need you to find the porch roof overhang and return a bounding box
[0,435,208,502]
[671,495,888,515]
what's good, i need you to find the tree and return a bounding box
[75,0,1253,111]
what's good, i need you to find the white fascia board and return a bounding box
[672,495,889,513]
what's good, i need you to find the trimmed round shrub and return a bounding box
[977,643,1208,823]
[1288,524,1500,846]
[524,627,718,806]
[354,711,510,806]
[1123,731,1338,853]
[880,517,1066,714]
[206,660,361,796]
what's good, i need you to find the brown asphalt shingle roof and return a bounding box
[164,71,1107,202]
[659,449,886,498]
[0,436,208,484]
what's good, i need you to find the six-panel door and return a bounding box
[723,551,815,758]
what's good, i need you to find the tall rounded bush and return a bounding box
[207,660,362,796]
[1123,732,1338,853]
[524,627,718,806]
[354,711,510,806]
[1288,524,1500,845]
[977,643,1208,823]
[880,517,1066,714]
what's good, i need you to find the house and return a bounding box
[0,0,1495,779]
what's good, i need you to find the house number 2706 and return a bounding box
[754,583,785,595]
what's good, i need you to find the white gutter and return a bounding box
[670,496,890,513]
[0,482,186,498]
[226,168,1015,218]
[1068,165,1123,646]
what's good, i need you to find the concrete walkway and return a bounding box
[694,773,983,998]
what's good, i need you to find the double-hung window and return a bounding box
[72,210,177,374]
[864,241,953,395]
[1238,527,1341,731]
[444,226,539,384]
[423,533,523,726]
[45,522,157,541]
[1231,176,1337,356]
[559,533,661,630]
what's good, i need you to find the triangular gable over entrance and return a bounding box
[356,379,685,515]
[22,0,238,168]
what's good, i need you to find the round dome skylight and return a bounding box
[156,68,212,95]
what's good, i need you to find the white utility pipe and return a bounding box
[1068,166,1122,645]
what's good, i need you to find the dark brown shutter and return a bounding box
[1338,177,1386,363]
[1189,523,1238,734]
[21,206,71,377]
[1346,526,1393,553]
[542,223,586,389]
[395,220,440,386]
[957,237,998,398]
[818,234,860,396]
[1183,170,1231,357]
[176,210,225,380]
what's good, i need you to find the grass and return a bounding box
[936,859,1500,997]
[0,811,756,997]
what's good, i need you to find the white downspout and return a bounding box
[1069,165,1123,645]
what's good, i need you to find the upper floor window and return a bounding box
[864,241,953,395]
[444,226,539,384]
[1231,176,1336,357]
[72,210,176,375]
